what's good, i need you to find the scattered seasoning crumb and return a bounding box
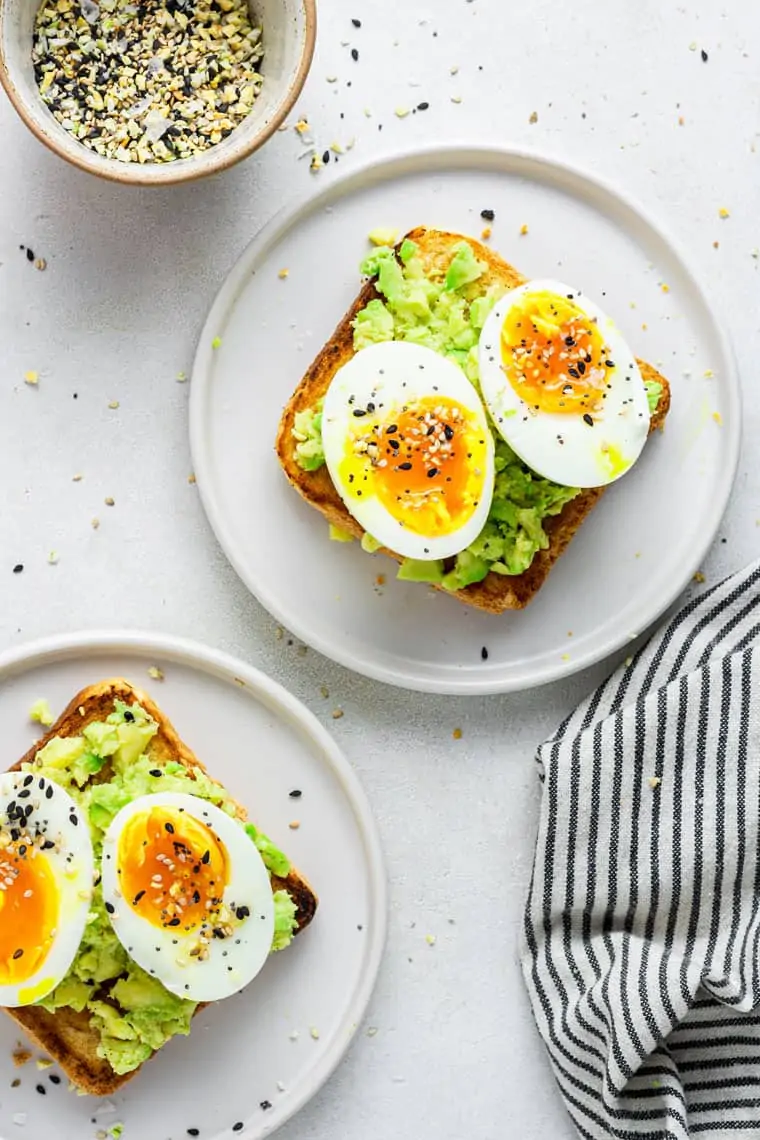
[295,119,310,134]
[278,268,290,279]
[310,1026,320,1040]
[104,497,115,507]
[376,574,386,586]
[34,258,47,271]
[529,110,538,124]
[108,400,120,409]
[719,207,730,219]
[211,337,222,350]
[394,107,410,118]
[678,116,685,126]
[450,94,462,104]
[712,411,722,425]
[12,1046,32,1067]
[177,371,187,382]
[47,551,59,565]
[452,727,462,740]
[693,571,706,583]
[12,564,24,575]
[148,666,165,681]
[72,473,83,482]
[425,934,436,946]
[326,74,338,83]
[481,226,492,240]
[319,685,329,699]
[289,1029,299,1041]
[660,283,670,293]
[11,1078,20,1088]
[188,473,197,484]
[276,1081,286,1093]
[24,371,39,386]
[561,653,571,662]
[288,820,300,830]
[713,241,720,249]
[35,1058,53,1070]
[309,153,323,172]
[332,708,344,720]
[12,1114,27,1126]
[297,644,307,657]
[704,369,714,378]
[520,223,529,236]
[91,517,100,530]
[366,1026,378,1037]
[647,776,662,789]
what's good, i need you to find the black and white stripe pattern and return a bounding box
[521,561,760,1138]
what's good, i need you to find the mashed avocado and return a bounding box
[25,701,298,1076]
[293,240,665,586]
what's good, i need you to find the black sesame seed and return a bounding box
[13,949,23,960]
[123,709,135,722]
[45,785,53,799]
[427,467,439,478]
[12,564,23,574]
[480,208,495,221]
[165,822,175,834]
[417,101,429,111]
[605,360,615,368]
[150,769,162,777]
[105,901,115,914]
[352,408,367,418]
[23,775,33,787]
[701,48,708,61]
[133,890,146,904]
[69,813,78,826]
[26,248,35,262]
[288,789,302,799]
[202,850,210,864]
[481,646,489,660]
[351,47,359,60]
[582,413,594,426]
[188,1131,200,1137]
[385,424,398,434]
[49,1074,61,1085]
[351,17,361,26]
[399,462,412,471]
[36,1084,46,1095]
[167,917,181,927]
[260,1101,272,1111]
[322,149,330,164]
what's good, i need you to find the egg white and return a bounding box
[478,279,651,488]
[101,792,275,1003]
[322,341,495,560]
[0,771,94,1008]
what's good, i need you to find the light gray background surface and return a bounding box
[0,1,757,1136]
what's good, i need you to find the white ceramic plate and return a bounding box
[190,145,741,694]
[0,632,386,1140]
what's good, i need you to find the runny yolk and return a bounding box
[339,396,488,539]
[117,808,229,932]
[500,291,612,416]
[0,840,58,985]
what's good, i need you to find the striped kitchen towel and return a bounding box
[521,559,760,1139]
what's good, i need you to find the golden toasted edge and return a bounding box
[275,227,672,612]
[3,679,317,1094]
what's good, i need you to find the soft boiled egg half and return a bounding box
[0,771,94,1008]
[321,341,495,560]
[101,793,275,1003]
[478,280,650,488]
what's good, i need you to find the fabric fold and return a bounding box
[522,561,760,1138]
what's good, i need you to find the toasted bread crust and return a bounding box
[3,680,317,1095]
[276,227,672,612]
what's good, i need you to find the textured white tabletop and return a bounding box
[0,1,757,1136]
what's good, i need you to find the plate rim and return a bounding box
[189,141,742,695]
[0,629,388,1140]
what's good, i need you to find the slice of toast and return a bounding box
[2,679,317,1095]
[276,227,672,613]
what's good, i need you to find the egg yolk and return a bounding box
[0,840,58,985]
[339,396,488,539]
[500,291,612,416]
[117,808,229,933]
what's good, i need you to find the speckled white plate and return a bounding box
[190,145,741,694]
[0,632,386,1140]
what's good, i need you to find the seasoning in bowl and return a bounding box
[31,0,265,164]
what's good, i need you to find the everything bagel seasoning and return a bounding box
[31,0,264,164]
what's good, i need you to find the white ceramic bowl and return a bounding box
[0,0,315,185]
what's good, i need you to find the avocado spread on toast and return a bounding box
[292,239,664,588]
[23,701,297,1076]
